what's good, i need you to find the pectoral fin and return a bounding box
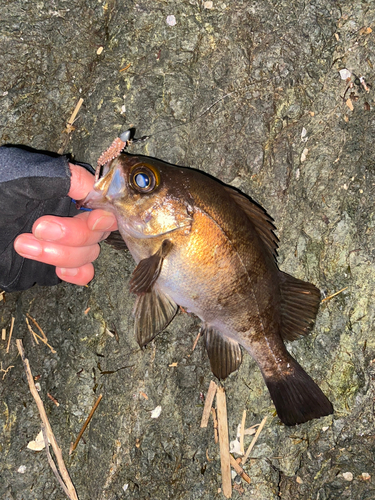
[134,287,178,347]
[202,325,242,379]
[130,239,173,294]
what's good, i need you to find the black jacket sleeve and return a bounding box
[0,145,91,292]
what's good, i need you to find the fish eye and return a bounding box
[130,164,160,193]
[134,172,150,189]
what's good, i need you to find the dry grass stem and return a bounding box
[41,424,72,498]
[200,380,218,428]
[0,290,5,301]
[6,317,15,353]
[26,313,48,341]
[119,63,131,72]
[229,454,251,484]
[2,328,6,341]
[66,98,83,130]
[26,317,39,344]
[216,387,232,498]
[240,409,246,455]
[25,317,56,353]
[244,423,259,435]
[321,287,348,303]
[16,339,78,500]
[70,394,103,455]
[211,407,219,443]
[241,416,268,466]
[48,393,60,407]
[192,330,202,351]
[1,361,14,380]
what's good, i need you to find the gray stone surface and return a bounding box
[1,1,375,499]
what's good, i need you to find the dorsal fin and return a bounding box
[224,186,279,261]
[279,271,321,341]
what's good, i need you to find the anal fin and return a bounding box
[279,271,321,341]
[202,325,242,379]
[134,287,178,347]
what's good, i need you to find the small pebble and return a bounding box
[166,15,176,26]
[17,465,27,474]
[151,405,162,418]
[339,68,351,80]
[342,472,353,481]
[204,1,213,8]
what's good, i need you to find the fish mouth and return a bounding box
[77,158,127,210]
[76,188,105,210]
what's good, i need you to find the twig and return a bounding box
[6,317,15,353]
[25,317,56,353]
[2,328,6,341]
[119,63,131,72]
[239,410,246,455]
[241,416,268,466]
[16,339,78,500]
[26,317,39,344]
[229,455,251,484]
[58,98,84,154]
[26,313,48,341]
[48,393,60,407]
[321,287,348,303]
[41,424,71,499]
[216,387,232,498]
[192,330,202,351]
[69,394,103,455]
[200,381,217,428]
[1,361,14,380]
[65,98,84,132]
[211,407,219,443]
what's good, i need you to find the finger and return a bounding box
[14,234,101,268]
[68,163,95,200]
[32,211,117,246]
[56,263,95,286]
[86,209,118,232]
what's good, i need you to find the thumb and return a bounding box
[68,163,95,200]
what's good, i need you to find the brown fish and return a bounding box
[82,153,333,425]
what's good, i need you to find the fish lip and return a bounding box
[76,187,105,210]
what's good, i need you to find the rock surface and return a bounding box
[1,1,375,499]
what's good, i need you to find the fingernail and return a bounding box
[59,268,79,277]
[14,239,43,258]
[92,215,115,231]
[34,221,64,241]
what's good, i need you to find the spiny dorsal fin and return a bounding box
[279,271,321,341]
[202,324,242,379]
[133,287,178,347]
[130,240,173,294]
[224,186,279,261]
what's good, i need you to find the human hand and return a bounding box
[14,163,118,286]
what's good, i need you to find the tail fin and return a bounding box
[263,358,333,426]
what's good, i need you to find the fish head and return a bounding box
[81,154,194,239]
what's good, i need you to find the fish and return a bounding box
[81,152,333,426]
